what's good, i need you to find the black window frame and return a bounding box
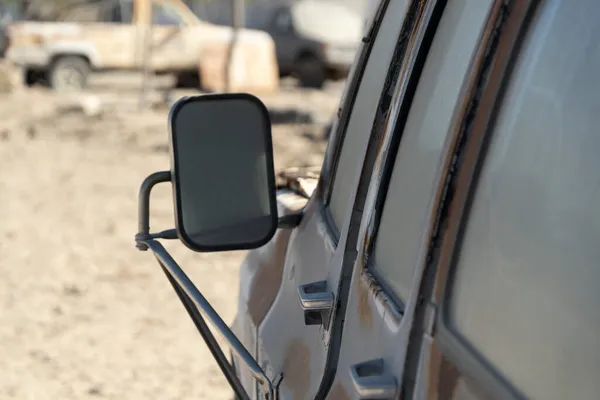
[354,0,453,314]
[430,0,542,399]
[313,2,450,397]
[315,0,391,244]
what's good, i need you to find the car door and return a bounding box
[149,0,192,71]
[404,0,600,399]
[325,0,497,398]
[253,0,415,399]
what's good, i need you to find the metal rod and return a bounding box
[157,259,251,400]
[142,239,273,398]
[136,171,171,250]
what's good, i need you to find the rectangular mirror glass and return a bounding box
[169,94,278,252]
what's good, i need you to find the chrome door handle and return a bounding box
[297,281,334,328]
[350,359,397,399]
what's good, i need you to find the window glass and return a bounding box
[106,0,132,23]
[273,9,292,32]
[327,0,406,235]
[449,1,600,399]
[152,3,182,26]
[372,0,493,303]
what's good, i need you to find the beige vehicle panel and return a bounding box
[80,23,137,69]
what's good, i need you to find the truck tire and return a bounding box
[48,56,90,92]
[294,54,326,89]
[175,71,201,89]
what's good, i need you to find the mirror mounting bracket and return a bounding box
[135,170,302,400]
[136,170,172,251]
[135,171,303,250]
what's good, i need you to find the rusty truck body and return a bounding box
[135,0,600,399]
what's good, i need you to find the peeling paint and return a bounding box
[355,267,374,329]
[283,339,311,400]
[247,190,308,326]
[248,229,293,326]
[438,355,461,400]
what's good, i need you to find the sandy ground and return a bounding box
[0,78,341,399]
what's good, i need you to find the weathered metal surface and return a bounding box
[247,190,308,326]
[327,382,352,400]
[232,186,310,398]
[282,338,312,400]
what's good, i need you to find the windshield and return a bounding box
[291,0,363,44]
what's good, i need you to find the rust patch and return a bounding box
[355,269,373,329]
[247,229,293,326]
[438,355,461,399]
[355,228,403,328]
[356,231,374,328]
[283,339,311,400]
[327,382,351,400]
[427,342,461,400]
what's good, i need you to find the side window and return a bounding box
[372,0,493,304]
[448,1,600,399]
[272,8,292,32]
[105,0,132,23]
[152,2,182,26]
[327,0,404,235]
[61,3,103,22]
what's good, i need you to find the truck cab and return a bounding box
[136,0,600,399]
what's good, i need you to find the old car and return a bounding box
[3,0,279,93]
[135,0,600,399]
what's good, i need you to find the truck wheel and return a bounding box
[175,71,200,89]
[48,56,90,92]
[294,54,326,89]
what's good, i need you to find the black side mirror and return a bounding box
[168,94,278,252]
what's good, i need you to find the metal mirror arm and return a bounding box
[142,238,273,399]
[156,257,251,400]
[135,171,172,252]
[134,171,297,400]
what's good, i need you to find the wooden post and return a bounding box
[138,0,153,109]
[225,0,244,92]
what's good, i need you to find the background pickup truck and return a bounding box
[4,0,279,92]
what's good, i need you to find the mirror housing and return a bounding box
[168,94,278,252]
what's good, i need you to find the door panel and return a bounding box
[419,1,600,399]
[328,0,494,398]
[150,1,196,71]
[83,23,136,69]
[256,0,412,399]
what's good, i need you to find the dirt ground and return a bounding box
[0,77,342,399]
